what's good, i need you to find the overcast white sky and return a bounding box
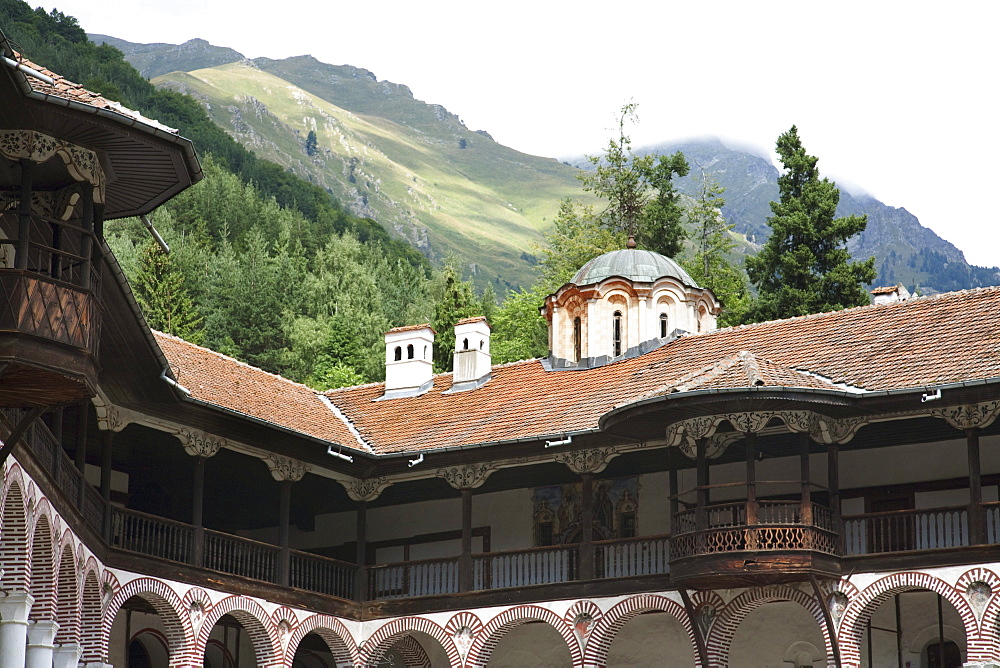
[41,0,1000,267]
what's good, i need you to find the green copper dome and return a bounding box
[571,249,700,287]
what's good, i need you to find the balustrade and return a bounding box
[472,544,577,591]
[594,534,670,578]
[289,550,355,599]
[367,557,459,600]
[842,505,970,556]
[110,507,194,563]
[203,530,281,583]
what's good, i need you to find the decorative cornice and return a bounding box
[679,432,741,460]
[265,455,308,482]
[341,476,392,502]
[554,447,619,474]
[174,428,225,458]
[436,463,496,489]
[932,400,1000,431]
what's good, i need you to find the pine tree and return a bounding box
[431,264,478,371]
[744,126,875,321]
[133,242,204,344]
[580,103,688,256]
[304,130,318,157]
[683,170,749,326]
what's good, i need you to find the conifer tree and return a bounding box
[431,264,478,371]
[133,242,204,344]
[581,104,688,256]
[744,126,875,321]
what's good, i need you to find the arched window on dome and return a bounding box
[394,346,402,361]
[407,344,414,359]
[613,311,623,357]
[659,313,668,338]
[573,317,582,362]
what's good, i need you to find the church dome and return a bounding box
[571,249,700,288]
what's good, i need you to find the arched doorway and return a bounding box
[203,613,259,668]
[727,601,827,668]
[859,590,966,668]
[109,595,171,668]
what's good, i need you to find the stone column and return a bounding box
[51,645,81,668]
[25,620,59,668]
[0,591,35,668]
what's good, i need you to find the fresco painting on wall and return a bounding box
[532,477,639,546]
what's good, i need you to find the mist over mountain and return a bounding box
[94,35,1000,295]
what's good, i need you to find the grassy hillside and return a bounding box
[154,58,589,292]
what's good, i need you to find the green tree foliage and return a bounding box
[682,170,749,326]
[744,126,876,321]
[581,104,689,256]
[536,199,625,294]
[305,130,318,157]
[431,264,478,371]
[490,284,550,364]
[132,242,204,344]
[0,0,426,270]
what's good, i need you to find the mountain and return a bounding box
[90,35,247,79]
[649,139,1000,294]
[91,35,588,292]
[95,36,999,296]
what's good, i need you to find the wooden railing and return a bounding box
[842,505,969,556]
[987,502,1000,544]
[594,534,670,578]
[671,500,839,560]
[204,530,281,583]
[0,270,100,356]
[3,409,104,532]
[472,544,577,591]
[110,507,194,563]
[289,550,355,599]
[367,557,459,600]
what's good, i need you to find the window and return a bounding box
[406,344,414,359]
[393,346,402,361]
[463,337,469,350]
[573,317,582,362]
[659,313,668,338]
[613,311,623,357]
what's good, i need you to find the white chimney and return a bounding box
[383,324,435,396]
[450,317,491,391]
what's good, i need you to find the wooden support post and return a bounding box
[356,502,368,602]
[679,587,710,667]
[50,408,63,475]
[695,438,708,531]
[967,428,984,545]
[278,480,292,586]
[745,433,758,526]
[668,449,679,524]
[580,472,595,580]
[16,160,31,270]
[895,593,903,668]
[828,443,841,552]
[75,401,89,508]
[192,456,206,567]
[460,487,473,592]
[800,433,813,526]
[100,430,113,541]
[80,187,93,289]
[809,574,842,668]
[50,221,61,279]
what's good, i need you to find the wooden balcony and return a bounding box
[669,500,842,588]
[0,269,100,405]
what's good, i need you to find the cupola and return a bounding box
[541,247,721,369]
[382,324,435,398]
[449,316,491,392]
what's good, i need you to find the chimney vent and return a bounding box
[449,317,491,392]
[381,324,435,398]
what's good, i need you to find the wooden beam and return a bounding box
[809,574,842,668]
[0,406,45,464]
[678,587,710,668]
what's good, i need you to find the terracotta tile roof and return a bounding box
[870,285,901,295]
[386,323,435,335]
[155,287,1000,455]
[153,332,366,451]
[456,316,490,327]
[10,52,179,134]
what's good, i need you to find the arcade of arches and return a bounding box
[4,461,1000,667]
